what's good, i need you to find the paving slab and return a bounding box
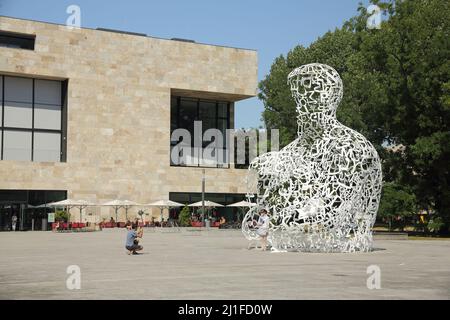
[0,229,449,299]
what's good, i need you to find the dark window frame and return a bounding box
[170,96,231,169]
[0,189,67,206]
[169,192,247,205]
[0,31,35,50]
[0,189,67,232]
[0,74,68,162]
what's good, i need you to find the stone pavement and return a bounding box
[0,228,448,299]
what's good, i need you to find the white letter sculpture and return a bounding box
[243,63,382,252]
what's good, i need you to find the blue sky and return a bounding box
[0,0,368,128]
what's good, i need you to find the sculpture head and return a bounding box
[288,63,343,116]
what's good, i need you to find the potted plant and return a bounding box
[178,205,191,227]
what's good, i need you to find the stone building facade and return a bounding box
[0,16,257,227]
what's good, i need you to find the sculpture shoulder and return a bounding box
[249,139,303,174]
[249,150,280,171]
[251,138,300,164]
[326,124,380,160]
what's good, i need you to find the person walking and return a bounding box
[256,209,270,251]
[11,214,18,232]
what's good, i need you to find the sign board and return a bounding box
[48,212,55,223]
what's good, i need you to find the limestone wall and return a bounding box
[0,17,258,221]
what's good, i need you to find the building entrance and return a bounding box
[0,190,67,231]
[0,203,24,231]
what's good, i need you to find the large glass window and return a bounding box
[3,130,32,161]
[0,75,67,162]
[0,189,67,231]
[170,96,231,168]
[4,77,33,128]
[33,132,61,162]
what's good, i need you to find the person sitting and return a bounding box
[125,223,143,255]
[219,216,226,225]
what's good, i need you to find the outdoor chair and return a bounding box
[191,221,203,227]
[60,223,66,232]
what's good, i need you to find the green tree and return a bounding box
[354,0,450,230]
[427,216,445,234]
[259,0,450,232]
[178,205,191,227]
[55,210,68,222]
[378,182,417,231]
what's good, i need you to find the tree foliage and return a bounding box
[55,210,68,222]
[378,182,417,230]
[259,0,450,230]
[178,205,191,227]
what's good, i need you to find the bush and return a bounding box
[55,210,68,222]
[178,205,191,227]
[378,182,416,231]
[427,217,445,234]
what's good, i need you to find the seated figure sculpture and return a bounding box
[242,63,382,252]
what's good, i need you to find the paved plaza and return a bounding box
[0,228,449,300]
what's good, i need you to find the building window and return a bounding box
[0,189,67,231]
[0,75,67,162]
[170,96,231,168]
[0,31,35,50]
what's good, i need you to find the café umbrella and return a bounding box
[46,199,95,223]
[226,200,257,208]
[146,200,184,223]
[188,200,224,208]
[188,200,224,221]
[101,199,141,222]
[227,200,257,222]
